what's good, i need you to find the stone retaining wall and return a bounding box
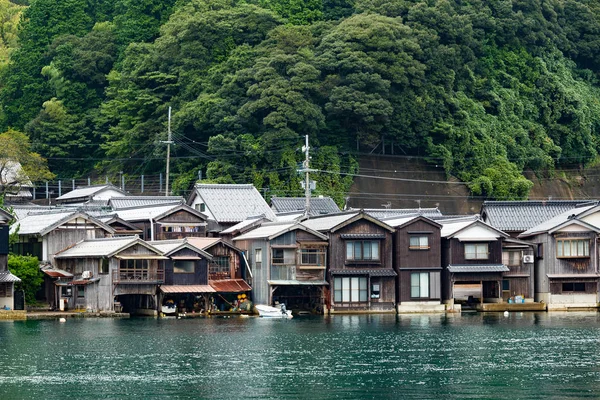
[0,310,26,320]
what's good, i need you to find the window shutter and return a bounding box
[430,271,441,299]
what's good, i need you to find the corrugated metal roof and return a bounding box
[12,210,111,236]
[42,268,73,278]
[55,236,146,258]
[194,184,276,223]
[11,205,56,221]
[519,204,598,237]
[109,196,184,210]
[330,269,397,277]
[0,271,21,282]
[186,237,222,250]
[232,222,297,241]
[160,285,215,293]
[210,279,252,292]
[267,280,329,286]
[301,212,359,232]
[482,200,597,232]
[440,219,476,237]
[220,216,268,235]
[113,204,182,221]
[147,239,212,259]
[447,264,509,273]
[271,197,341,216]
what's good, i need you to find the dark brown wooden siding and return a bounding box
[163,248,209,285]
[395,219,441,269]
[446,239,503,265]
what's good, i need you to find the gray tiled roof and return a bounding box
[0,271,21,282]
[357,208,442,220]
[447,264,509,273]
[11,210,116,236]
[481,200,597,232]
[194,184,276,223]
[518,204,598,237]
[271,197,341,216]
[109,196,184,210]
[331,269,397,277]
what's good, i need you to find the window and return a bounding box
[300,249,318,265]
[346,241,380,261]
[99,258,109,274]
[371,283,380,299]
[174,261,195,273]
[465,243,488,260]
[334,277,368,303]
[195,203,206,212]
[77,286,85,298]
[410,272,429,298]
[272,248,285,264]
[409,236,429,250]
[562,282,586,292]
[556,239,589,258]
[0,283,8,297]
[502,251,521,267]
[255,249,262,269]
[210,256,229,275]
[61,286,72,297]
[502,279,510,291]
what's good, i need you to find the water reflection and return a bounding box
[1,313,600,398]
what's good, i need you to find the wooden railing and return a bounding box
[112,268,164,283]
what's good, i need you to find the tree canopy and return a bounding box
[2,0,600,201]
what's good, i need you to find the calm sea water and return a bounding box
[1,312,600,399]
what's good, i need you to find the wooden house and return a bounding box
[440,217,509,308]
[149,239,215,314]
[384,215,445,313]
[187,237,252,311]
[54,236,167,314]
[113,203,208,240]
[187,184,276,234]
[233,222,328,312]
[518,204,600,310]
[302,212,396,313]
[10,210,114,265]
[0,208,20,310]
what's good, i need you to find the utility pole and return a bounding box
[161,106,174,196]
[299,135,316,217]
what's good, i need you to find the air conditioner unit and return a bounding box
[522,255,534,263]
[81,271,92,279]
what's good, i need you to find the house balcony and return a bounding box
[271,264,326,281]
[113,268,164,284]
[156,231,205,240]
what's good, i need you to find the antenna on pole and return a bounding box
[161,106,174,196]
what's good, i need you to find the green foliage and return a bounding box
[4,0,600,200]
[8,254,43,304]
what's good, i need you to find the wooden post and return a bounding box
[480,280,483,304]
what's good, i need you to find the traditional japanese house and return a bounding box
[10,210,114,265]
[518,203,600,310]
[383,215,445,313]
[149,239,215,314]
[96,215,143,236]
[500,237,536,302]
[187,237,252,311]
[113,203,208,240]
[302,211,396,313]
[232,222,328,312]
[0,208,21,311]
[440,217,509,308]
[187,184,276,234]
[54,236,167,314]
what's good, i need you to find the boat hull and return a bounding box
[255,304,293,318]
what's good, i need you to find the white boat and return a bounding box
[255,304,293,318]
[161,303,177,316]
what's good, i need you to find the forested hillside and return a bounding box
[2,0,600,203]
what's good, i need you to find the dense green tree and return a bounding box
[8,254,43,304]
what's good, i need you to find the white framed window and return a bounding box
[556,239,589,258]
[333,277,368,303]
[410,272,429,298]
[346,241,380,261]
[409,236,429,250]
[465,243,488,260]
[255,248,262,269]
